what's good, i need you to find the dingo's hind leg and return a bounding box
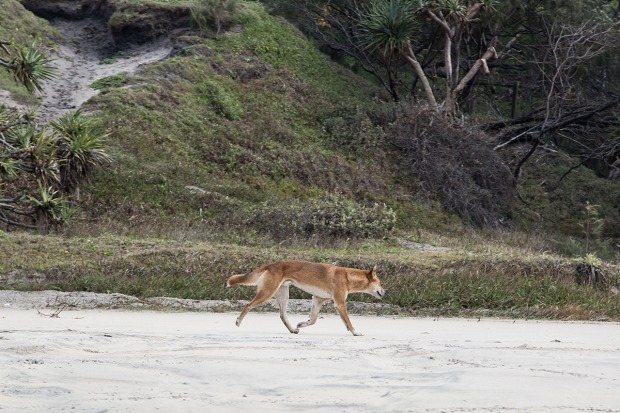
[273,284,298,334]
[235,272,281,327]
[297,296,329,330]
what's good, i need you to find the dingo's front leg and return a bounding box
[297,296,329,330]
[333,295,362,336]
[273,284,298,334]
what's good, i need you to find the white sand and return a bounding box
[1,308,619,413]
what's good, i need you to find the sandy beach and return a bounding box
[1,306,619,413]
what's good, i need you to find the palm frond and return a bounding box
[359,0,420,58]
[29,182,72,223]
[5,123,36,149]
[31,128,60,185]
[9,42,56,94]
[0,157,20,177]
[51,110,112,191]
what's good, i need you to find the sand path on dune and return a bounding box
[1,16,171,120]
[38,17,171,121]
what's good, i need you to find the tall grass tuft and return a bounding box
[190,0,239,37]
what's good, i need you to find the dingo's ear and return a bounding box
[368,264,378,279]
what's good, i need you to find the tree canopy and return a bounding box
[270,0,620,181]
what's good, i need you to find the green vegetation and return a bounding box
[99,57,118,65]
[1,2,110,229]
[0,0,58,103]
[190,0,239,36]
[0,105,111,227]
[196,78,243,120]
[80,3,397,241]
[250,195,396,240]
[90,73,129,90]
[515,155,620,255]
[1,231,618,319]
[1,0,619,320]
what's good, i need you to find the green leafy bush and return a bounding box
[250,195,396,240]
[322,105,386,153]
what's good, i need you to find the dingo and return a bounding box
[226,260,386,336]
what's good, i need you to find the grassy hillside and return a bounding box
[77,2,417,241]
[1,0,619,319]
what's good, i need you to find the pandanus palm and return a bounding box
[359,0,438,108]
[50,109,112,199]
[0,41,55,94]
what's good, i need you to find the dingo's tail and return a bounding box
[226,266,267,287]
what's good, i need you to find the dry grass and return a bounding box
[1,231,619,320]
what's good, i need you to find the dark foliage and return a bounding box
[389,105,515,227]
[575,261,607,290]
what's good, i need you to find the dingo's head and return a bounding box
[367,264,386,299]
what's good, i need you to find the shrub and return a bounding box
[322,105,386,153]
[575,253,607,290]
[250,195,396,240]
[388,105,515,227]
[190,0,239,37]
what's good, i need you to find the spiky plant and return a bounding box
[4,123,59,185]
[0,41,56,94]
[575,203,606,289]
[359,0,438,107]
[576,253,606,290]
[50,109,112,197]
[27,182,75,227]
[359,0,420,60]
